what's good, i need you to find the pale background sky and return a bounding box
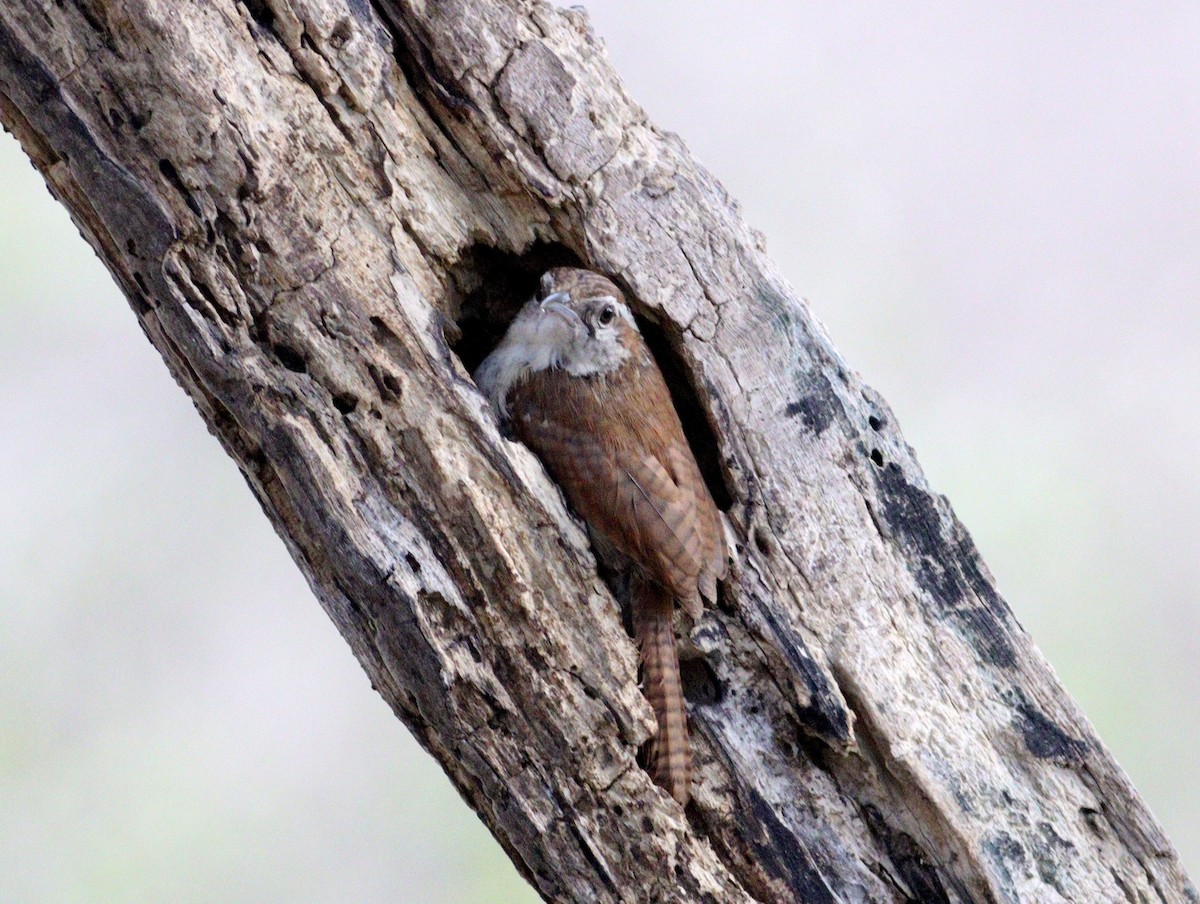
[2,4,1197,901]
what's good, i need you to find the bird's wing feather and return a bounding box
[511,404,701,599]
[613,448,702,600]
[666,444,727,604]
[510,358,725,604]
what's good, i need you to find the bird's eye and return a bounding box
[597,305,616,326]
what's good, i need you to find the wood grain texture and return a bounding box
[0,1,1193,901]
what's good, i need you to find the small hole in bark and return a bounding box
[681,655,723,706]
[367,364,404,402]
[332,393,357,415]
[796,729,832,770]
[126,238,137,256]
[753,527,773,557]
[243,0,276,31]
[715,579,736,615]
[641,817,653,833]
[869,414,884,431]
[404,552,421,574]
[129,110,148,131]
[465,637,482,664]
[133,272,149,294]
[870,449,885,467]
[194,280,221,313]
[273,343,307,373]
[613,804,624,817]
[330,17,353,48]
[158,159,201,217]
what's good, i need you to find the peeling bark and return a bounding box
[1,1,1194,901]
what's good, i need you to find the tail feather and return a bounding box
[633,579,691,805]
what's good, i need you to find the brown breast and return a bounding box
[508,332,725,603]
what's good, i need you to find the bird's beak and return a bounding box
[539,292,582,328]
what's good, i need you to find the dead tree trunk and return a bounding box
[1,2,1192,901]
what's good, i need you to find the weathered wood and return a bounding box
[1,2,1193,901]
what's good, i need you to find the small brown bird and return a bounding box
[475,267,727,805]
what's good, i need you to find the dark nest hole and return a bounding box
[449,241,584,375]
[448,240,732,511]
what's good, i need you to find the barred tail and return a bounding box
[633,578,691,805]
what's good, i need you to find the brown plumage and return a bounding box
[475,267,726,805]
[632,576,693,802]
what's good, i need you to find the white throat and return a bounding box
[474,301,631,416]
[474,333,563,416]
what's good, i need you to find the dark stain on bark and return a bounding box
[758,605,851,747]
[1012,693,1088,764]
[860,804,953,904]
[755,282,797,336]
[742,783,838,904]
[873,461,1018,669]
[1032,821,1075,897]
[984,831,1028,891]
[953,606,1018,671]
[784,372,839,435]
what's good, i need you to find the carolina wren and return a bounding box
[475,267,727,805]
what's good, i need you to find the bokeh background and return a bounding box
[2,4,1197,901]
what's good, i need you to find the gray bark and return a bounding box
[0,1,1193,901]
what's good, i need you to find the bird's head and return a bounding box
[535,268,637,377]
[475,268,639,414]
